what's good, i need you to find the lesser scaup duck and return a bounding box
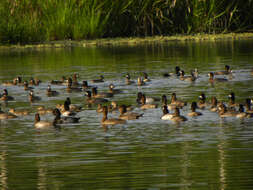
[125,73,135,85]
[215,65,232,75]
[188,102,202,117]
[9,108,29,116]
[0,89,14,101]
[161,105,174,120]
[91,87,113,98]
[53,108,80,124]
[137,92,160,104]
[140,94,158,110]
[171,108,187,122]
[108,84,122,94]
[0,106,17,119]
[66,78,82,92]
[61,101,77,116]
[118,105,143,120]
[85,91,108,104]
[210,96,218,112]
[208,72,228,82]
[228,92,237,110]
[30,77,41,86]
[34,113,57,129]
[170,93,187,107]
[179,70,196,82]
[163,66,180,77]
[236,104,253,118]
[143,72,151,82]
[101,106,126,125]
[29,90,41,102]
[23,81,34,91]
[198,93,207,109]
[91,75,104,83]
[46,85,59,97]
[218,103,237,118]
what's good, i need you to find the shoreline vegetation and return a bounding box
[0,33,253,50]
[0,0,253,48]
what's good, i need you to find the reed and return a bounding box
[0,0,252,44]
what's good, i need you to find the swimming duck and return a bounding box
[29,90,41,102]
[236,104,253,119]
[125,73,135,85]
[23,81,34,91]
[198,93,207,109]
[30,77,41,86]
[161,94,178,110]
[91,75,104,83]
[0,106,17,120]
[92,87,113,98]
[179,70,196,82]
[218,103,237,118]
[137,92,160,104]
[101,106,126,125]
[137,77,145,86]
[163,66,181,77]
[208,72,228,83]
[72,73,80,86]
[140,94,158,110]
[51,76,67,85]
[9,108,29,116]
[171,108,187,122]
[2,77,20,86]
[215,65,232,75]
[170,93,187,107]
[245,98,253,113]
[66,78,82,92]
[0,89,14,101]
[53,108,80,124]
[161,105,174,120]
[82,81,93,90]
[188,102,202,117]
[61,101,77,116]
[85,91,108,104]
[210,96,218,112]
[46,85,59,97]
[37,106,53,115]
[108,84,122,94]
[143,72,151,82]
[34,113,57,129]
[228,92,238,110]
[119,105,143,120]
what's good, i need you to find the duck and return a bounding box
[137,92,160,104]
[72,73,80,86]
[0,89,14,101]
[125,73,135,85]
[218,103,237,118]
[2,77,20,86]
[119,105,143,120]
[210,96,218,112]
[101,106,126,125]
[65,97,82,112]
[23,81,34,91]
[143,72,151,82]
[228,92,238,111]
[34,113,57,129]
[170,92,187,107]
[82,81,93,90]
[188,102,202,117]
[215,65,232,75]
[163,66,180,77]
[96,104,104,113]
[179,70,196,82]
[171,108,187,122]
[108,84,122,94]
[236,104,253,119]
[85,91,108,104]
[161,94,178,111]
[161,105,174,120]
[208,72,228,83]
[61,101,77,116]
[198,93,207,109]
[53,108,80,124]
[30,77,41,86]
[140,94,158,110]
[137,77,145,86]
[51,76,67,85]
[46,85,59,96]
[0,106,18,120]
[91,75,104,83]
[9,108,29,116]
[29,90,41,102]
[66,78,82,92]
[245,98,253,113]
[91,87,113,98]
[37,106,53,115]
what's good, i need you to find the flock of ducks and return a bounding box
[0,65,253,129]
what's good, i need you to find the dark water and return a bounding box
[1,40,253,189]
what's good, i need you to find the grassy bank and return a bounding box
[1,33,253,50]
[0,0,253,44]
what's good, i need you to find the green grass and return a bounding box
[0,0,252,44]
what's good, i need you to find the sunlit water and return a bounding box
[1,40,253,189]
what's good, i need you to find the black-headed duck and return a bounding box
[210,96,218,112]
[236,104,253,119]
[170,93,187,107]
[125,73,135,85]
[92,87,113,98]
[91,75,104,83]
[53,108,80,124]
[188,102,202,117]
[140,94,158,110]
[208,72,228,83]
[29,90,41,102]
[9,108,29,116]
[161,105,174,120]
[0,89,14,101]
[46,85,59,97]
[215,65,232,75]
[85,91,108,104]
[119,105,143,120]
[198,93,207,109]
[163,66,180,77]
[34,113,57,129]
[101,106,126,125]
[171,108,187,122]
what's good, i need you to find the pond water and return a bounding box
[1,40,253,189]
